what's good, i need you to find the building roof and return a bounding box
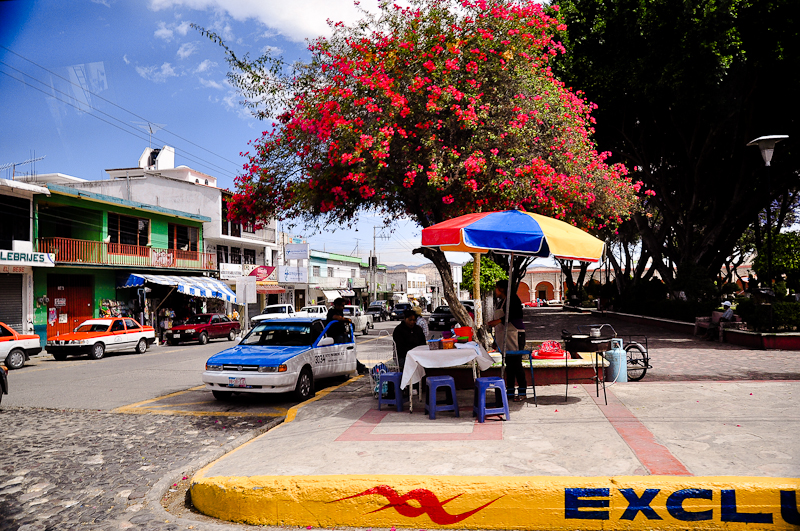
[46,183,211,223]
[0,178,49,196]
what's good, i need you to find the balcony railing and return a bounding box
[38,237,217,271]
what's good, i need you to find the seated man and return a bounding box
[325,298,352,344]
[392,309,427,371]
[704,301,735,341]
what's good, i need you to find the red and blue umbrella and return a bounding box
[421,210,604,262]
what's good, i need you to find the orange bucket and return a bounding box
[453,326,474,341]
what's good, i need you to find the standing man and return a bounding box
[487,280,527,401]
[393,309,427,370]
[326,298,352,344]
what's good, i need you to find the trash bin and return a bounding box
[604,339,627,383]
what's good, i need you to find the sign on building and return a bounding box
[278,265,308,283]
[285,243,310,260]
[220,263,244,280]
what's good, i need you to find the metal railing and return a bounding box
[38,237,217,271]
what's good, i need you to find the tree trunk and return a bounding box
[414,246,489,347]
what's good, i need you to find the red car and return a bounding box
[166,313,240,345]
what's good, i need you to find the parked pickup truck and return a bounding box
[250,304,296,324]
[365,301,389,322]
[344,305,373,336]
[166,313,240,345]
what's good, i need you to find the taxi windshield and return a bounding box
[241,322,320,347]
[76,323,110,333]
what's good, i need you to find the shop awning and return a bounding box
[322,290,341,301]
[257,281,285,294]
[339,289,356,297]
[120,274,237,303]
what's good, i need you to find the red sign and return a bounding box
[248,266,276,281]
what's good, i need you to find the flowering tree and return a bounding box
[200,0,640,330]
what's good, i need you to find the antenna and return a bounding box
[0,155,46,180]
[132,121,167,148]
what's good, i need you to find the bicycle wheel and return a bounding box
[625,342,648,381]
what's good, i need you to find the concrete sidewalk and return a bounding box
[190,376,800,530]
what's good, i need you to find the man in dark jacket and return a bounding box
[325,298,352,343]
[392,309,427,370]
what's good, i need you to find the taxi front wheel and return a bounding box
[294,367,314,401]
[89,343,105,360]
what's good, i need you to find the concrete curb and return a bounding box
[141,415,285,530]
[190,474,800,530]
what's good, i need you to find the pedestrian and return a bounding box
[704,301,735,341]
[392,309,426,371]
[325,298,352,344]
[487,280,527,401]
[413,305,430,339]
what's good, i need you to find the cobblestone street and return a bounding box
[0,407,266,531]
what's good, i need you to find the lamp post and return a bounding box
[747,135,789,292]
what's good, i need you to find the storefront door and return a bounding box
[47,274,94,338]
[0,274,23,332]
[294,290,305,310]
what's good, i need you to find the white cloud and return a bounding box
[199,77,224,89]
[122,54,130,64]
[177,42,198,59]
[148,0,380,43]
[194,59,216,73]
[176,20,191,36]
[154,21,174,40]
[135,62,179,83]
[91,0,112,7]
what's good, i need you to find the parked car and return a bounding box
[46,317,156,360]
[166,313,240,345]
[1,321,42,370]
[297,305,328,318]
[366,301,389,322]
[1,365,8,406]
[344,305,373,335]
[250,304,297,324]
[202,318,357,401]
[429,303,475,331]
[389,302,413,320]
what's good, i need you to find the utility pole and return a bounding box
[371,226,390,303]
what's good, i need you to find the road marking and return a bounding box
[22,346,192,374]
[585,385,691,476]
[193,374,363,480]
[121,408,287,418]
[111,385,206,413]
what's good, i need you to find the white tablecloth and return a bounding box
[401,342,495,389]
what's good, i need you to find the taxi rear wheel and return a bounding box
[5,349,25,370]
[89,343,105,360]
[198,332,209,345]
[294,367,314,401]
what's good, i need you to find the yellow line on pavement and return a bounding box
[111,385,206,413]
[23,346,192,373]
[193,374,363,480]
[120,408,286,418]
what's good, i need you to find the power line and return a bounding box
[0,69,238,180]
[0,45,242,168]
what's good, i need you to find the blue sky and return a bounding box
[0,0,438,265]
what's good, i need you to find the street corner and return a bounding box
[189,474,800,530]
[111,385,290,419]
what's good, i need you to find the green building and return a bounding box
[33,184,216,343]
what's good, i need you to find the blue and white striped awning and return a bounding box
[120,274,237,303]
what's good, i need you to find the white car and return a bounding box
[250,304,296,324]
[202,318,357,401]
[45,318,156,360]
[344,305,373,336]
[297,305,328,318]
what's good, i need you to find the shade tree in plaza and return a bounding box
[200,0,641,334]
[553,0,799,302]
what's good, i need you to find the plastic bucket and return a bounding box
[453,326,474,341]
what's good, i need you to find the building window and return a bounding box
[231,222,241,238]
[168,223,199,258]
[0,195,30,250]
[230,247,241,264]
[108,213,149,253]
[327,267,334,277]
[221,200,229,236]
[313,266,320,277]
[350,269,356,278]
[243,248,256,265]
[217,245,228,264]
[243,222,255,234]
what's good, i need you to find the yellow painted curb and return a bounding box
[191,474,800,530]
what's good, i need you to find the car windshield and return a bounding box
[434,306,450,313]
[185,315,211,325]
[396,304,411,310]
[343,307,355,316]
[241,322,319,347]
[265,306,287,314]
[368,304,382,309]
[76,323,110,333]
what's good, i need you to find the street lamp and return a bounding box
[747,135,789,291]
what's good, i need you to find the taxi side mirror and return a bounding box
[318,337,334,347]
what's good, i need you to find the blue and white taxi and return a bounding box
[202,318,356,401]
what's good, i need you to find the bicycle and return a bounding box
[572,324,651,381]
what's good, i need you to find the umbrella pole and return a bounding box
[500,252,514,381]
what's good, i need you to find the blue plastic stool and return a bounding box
[377,372,405,412]
[473,377,510,422]
[424,375,459,420]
